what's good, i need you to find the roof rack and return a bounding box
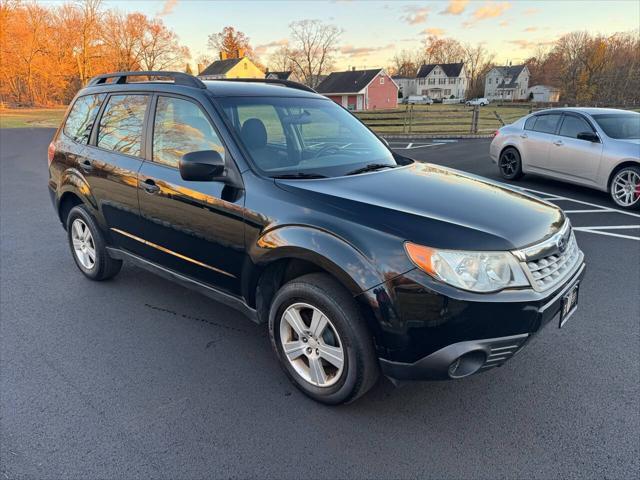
[87,71,206,89]
[207,78,316,93]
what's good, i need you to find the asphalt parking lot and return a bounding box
[1,129,638,479]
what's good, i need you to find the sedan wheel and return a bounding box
[610,167,640,209]
[279,302,344,387]
[499,148,524,180]
[71,218,96,269]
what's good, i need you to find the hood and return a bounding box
[275,162,565,251]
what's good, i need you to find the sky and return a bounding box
[46,0,640,69]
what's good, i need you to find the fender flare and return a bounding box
[57,169,99,221]
[247,225,385,297]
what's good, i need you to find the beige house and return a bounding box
[484,65,530,101]
[198,53,263,80]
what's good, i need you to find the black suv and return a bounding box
[48,71,586,404]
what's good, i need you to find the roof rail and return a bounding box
[206,77,316,93]
[87,71,206,89]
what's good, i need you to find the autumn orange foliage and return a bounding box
[0,0,190,107]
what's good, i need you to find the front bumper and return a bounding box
[365,260,586,381]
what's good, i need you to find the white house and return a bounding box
[415,63,468,100]
[392,76,416,98]
[527,85,561,103]
[484,65,530,101]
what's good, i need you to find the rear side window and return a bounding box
[153,96,224,168]
[559,115,593,138]
[63,94,105,143]
[524,116,537,130]
[532,114,561,134]
[97,95,149,157]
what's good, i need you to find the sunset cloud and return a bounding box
[523,8,540,15]
[422,27,446,36]
[157,0,178,17]
[524,26,538,32]
[440,0,469,15]
[340,43,394,57]
[255,39,289,55]
[509,38,556,50]
[401,6,431,25]
[463,1,511,27]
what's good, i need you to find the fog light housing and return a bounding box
[448,351,486,378]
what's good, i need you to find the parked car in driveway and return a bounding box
[490,108,640,209]
[48,71,585,404]
[405,95,433,105]
[466,97,489,106]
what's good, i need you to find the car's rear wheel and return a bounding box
[499,147,524,180]
[269,273,379,405]
[67,205,122,280]
[610,166,640,210]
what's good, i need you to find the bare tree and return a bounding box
[462,43,495,98]
[207,26,253,59]
[390,49,419,77]
[419,35,465,65]
[268,45,294,72]
[139,18,190,71]
[287,20,341,87]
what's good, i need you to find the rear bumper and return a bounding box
[369,261,586,382]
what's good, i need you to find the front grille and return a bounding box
[524,231,581,291]
[479,336,528,371]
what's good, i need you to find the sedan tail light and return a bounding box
[47,142,56,165]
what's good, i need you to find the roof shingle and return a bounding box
[315,69,382,94]
[416,62,464,78]
[199,58,242,77]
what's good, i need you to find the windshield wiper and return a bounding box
[345,163,396,176]
[271,172,327,179]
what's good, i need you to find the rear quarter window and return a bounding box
[524,116,537,130]
[63,94,105,144]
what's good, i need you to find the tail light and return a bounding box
[47,142,56,165]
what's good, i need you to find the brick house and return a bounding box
[315,68,398,110]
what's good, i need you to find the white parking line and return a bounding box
[516,186,640,241]
[394,143,446,150]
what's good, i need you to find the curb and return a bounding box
[380,134,494,140]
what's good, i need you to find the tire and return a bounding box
[498,147,524,180]
[609,166,640,210]
[268,273,379,405]
[66,205,122,281]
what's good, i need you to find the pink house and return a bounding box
[315,68,398,111]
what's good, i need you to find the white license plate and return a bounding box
[559,282,579,328]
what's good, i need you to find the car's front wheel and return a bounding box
[67,205,122,280]
[269,273,379,405]
[610,166,640,210]
[498,147,524,180]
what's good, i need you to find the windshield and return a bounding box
[217,96,396,177]
[592,113,640,139]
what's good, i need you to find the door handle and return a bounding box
[141,179,160,194]
[553,140,564,146]
[79,159,93,171]
[520,133,528,139]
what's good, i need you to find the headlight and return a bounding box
[405,242,530,293]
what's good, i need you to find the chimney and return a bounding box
[220,51,228,61]
[197,63,204,74]
[352,66,356,71]
[237,48,245,58]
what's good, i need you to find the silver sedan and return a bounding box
[490,108,640,209]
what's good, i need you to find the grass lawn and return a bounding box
[0,107,66,128]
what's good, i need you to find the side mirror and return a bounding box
[179,150,225,182]
[577,131,600,143]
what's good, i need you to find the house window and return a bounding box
[380,77,384,84]
[449,78,456,84]
[439,78,446,85]
[445,89,451,96]
[428,78,435,85]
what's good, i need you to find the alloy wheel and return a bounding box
[71,218,96,269]
[279,302,345,387]
[500,150,518,177]
[612,169,640,207]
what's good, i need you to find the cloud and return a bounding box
[401,6,431,25]
[440,0,469,15]
[254,39,289,55]
[157,0,178,17]
[463,1,511,27]
[523,8,540,15]
[509,38,556,50]
[340,43,395,57]
[422,27,446,36]
[499,20,509,27]
[524,26,537,32]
